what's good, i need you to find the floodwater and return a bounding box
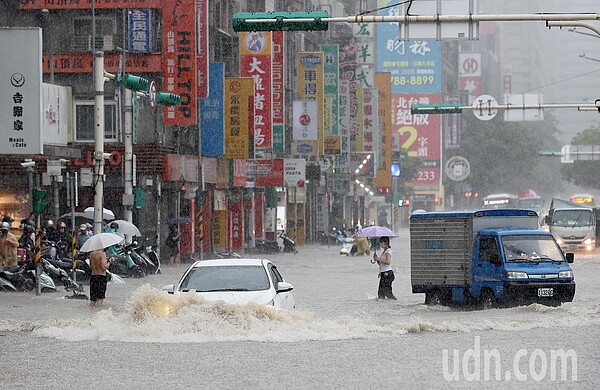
[1,228,599,389]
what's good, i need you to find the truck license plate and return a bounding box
[538,288,554,297]
[569,245,577,250]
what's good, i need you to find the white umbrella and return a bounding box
[79,233,124,253]
[110,220,141,236]
[355,225,398,238]
[83,207,115,221]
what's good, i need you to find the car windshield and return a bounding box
[179,265,270,292]
[502,235,564,262]
[552,209,594,227]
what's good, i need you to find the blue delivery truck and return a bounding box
[410,209,576,308]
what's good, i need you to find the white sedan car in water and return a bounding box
[162,258,296,310]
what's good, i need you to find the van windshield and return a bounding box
[502,235,564,262]
[552,209,594,227]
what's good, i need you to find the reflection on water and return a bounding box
[0,285,596,344]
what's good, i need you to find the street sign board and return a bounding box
[0,28,43,154]
[445,155,470,181]
[472,94,498,121]
[149,80,156,110]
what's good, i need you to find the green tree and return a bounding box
[397,147,421,198]
[560,126,600,190]
[456,112,563,199]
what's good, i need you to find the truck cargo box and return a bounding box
[410,209,539,289]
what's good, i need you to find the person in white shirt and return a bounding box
[372,236,397,300]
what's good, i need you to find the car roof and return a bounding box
[189,258,269,268]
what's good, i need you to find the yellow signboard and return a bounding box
[224,77,253,159]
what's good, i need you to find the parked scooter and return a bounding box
[280,232,298,254]
[141,236,161,274]
[339,236,370,256]
[254,238,281,254]
[129,240,160,275]
[42,259,84,294]
[107,244,146,278]
[0,263,56,292]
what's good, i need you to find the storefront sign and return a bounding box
[0,28,42,154]
[162,0,197,125]
[240,32,273,150]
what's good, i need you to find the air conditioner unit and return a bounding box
[70,35,115,52]
[100,35,114,51]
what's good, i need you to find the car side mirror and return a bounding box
[565,252,574,264]
[277,281,294,293]
[544,215,551,225]
[161,284,175,294]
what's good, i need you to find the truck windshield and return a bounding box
[552,210,594,227]
[502,235,564,262]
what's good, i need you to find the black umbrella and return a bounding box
[167,217,193,225]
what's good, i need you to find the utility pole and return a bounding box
[124,87,133,225]
[93,51,105,234]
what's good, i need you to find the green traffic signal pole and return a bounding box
[233,12,600,36]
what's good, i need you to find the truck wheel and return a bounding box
[481,290,496,310]
[425,290,444,306]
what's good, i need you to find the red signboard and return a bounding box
[19,0,163,9]
[254,159,284,187]
[196,0,209,99]
[162,0,197,126]
[394,93,442,188]
[228,193,244,251]
[43,53,161,74]
[254,192,264,237]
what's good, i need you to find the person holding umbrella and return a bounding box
[371,236,397,300]
[80,232,124,307]
[166,223,181,266]
[89,248,113,307]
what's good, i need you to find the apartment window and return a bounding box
[72,16,117,52]
[74,101,118,142]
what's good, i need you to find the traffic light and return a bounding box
[121,74,150,92]
[32,188,48,215]
[155,92,182,106]
[232,11,329,32]
[377,187,390,195]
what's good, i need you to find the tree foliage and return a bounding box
[560,126,600,190]
[455,112,564,199]
[397,147,420,197]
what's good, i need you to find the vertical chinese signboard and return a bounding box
[0,28,42,155]
[200,63,224,157]
[128,9,151,53]
[320,44,339,137]
[336,80,351,168]
[224,77,252,159]
[294,52,324,159]
[162,0,197,125]
[373,72,392,189]
[362,87,379,154]
[240,32,273,153]
[272,31,285,152]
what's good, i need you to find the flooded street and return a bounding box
[1,227,599,389]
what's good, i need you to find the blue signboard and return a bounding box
[376,1,441,94]
[200,63,225,157]
[128,9,151,53]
